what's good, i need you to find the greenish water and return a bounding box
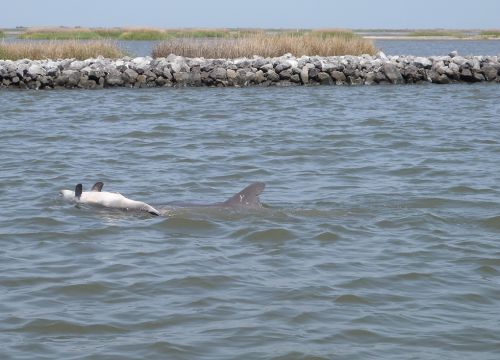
[1,84,500,359]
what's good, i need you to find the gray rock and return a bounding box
[210,67,227,80]
[106,69,124,86]
[330,70,347,83]
[300,66,309,84]
[279,69,292,80]
[266,69,280,82]
[255,70,265,84]
[413,57,432,69]
[452,56,467,66]
[69,61,87,70]
[383,63,404,84]
[28,64,46,77]
[318,72,333,85]
[124,68,139,82]
[482,65,497,81]
[449,50,458,58]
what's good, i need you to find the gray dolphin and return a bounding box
[166,182,266,209]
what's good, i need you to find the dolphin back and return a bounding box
[221,182,266,208]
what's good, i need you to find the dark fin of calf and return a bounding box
[75,184,83,200]
[91,182,104,192]
[222,182,266,208]
[148,211,160,216]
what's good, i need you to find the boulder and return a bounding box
[482,65,497,81]
[330,70,347,83]
[383,63,404,84]
[266,69,280,82]
[210,67,227,80]
[318,72,333,85]
[413,57,432,69]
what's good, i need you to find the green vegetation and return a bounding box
[16,27,266,41]
[0,40,125,60]
[480,29,500,38]
[408,30,466,37]
[0,31,4,38]
[152,32,376,59]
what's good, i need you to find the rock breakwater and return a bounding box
[1,52,499,89]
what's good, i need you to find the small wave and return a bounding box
[481,216,500,230]
[243,228,297,242]
[476,265,499,275]
[335,294,370,305]
[11,318,127,334]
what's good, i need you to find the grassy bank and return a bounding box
[0,31,4,38]
[18,27,265,40]
[480,29,500,38]
[407,30,466,38]
[0,40,125,60]
[152,32,376,58]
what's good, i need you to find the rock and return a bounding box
[449,50,458,58]
[308,67,320,80]
[376,51,388,61]
[413,57,432,69]
[226,69,237,81]
[210,67,227,80]
[69,60,87,70]
[482,65,497,81]
[317,72,333,85]
[460,68,475,82]
[364,72,376,85]
[300,66,310,84]
[290,74,301,83]
[124,68,139,82]
[106,69,124,86]
[266,69,280,82]
[330,70,347,83]
[275,62,291,73]
[383,63,404,84]
[255,70,265,84]
[279,69,292,80]
[28,64,46,77]
[452,56,467,66]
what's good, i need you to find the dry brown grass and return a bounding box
[152,33,376,58]
[0,40,125,60]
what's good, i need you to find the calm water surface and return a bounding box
[1,84,500,359]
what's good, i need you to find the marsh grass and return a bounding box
[408,30,466,37]
[0,31,4,38]
[480,29,500,38]
[18,27,266,41]
[152,32,376,58]
[0,40,125,60]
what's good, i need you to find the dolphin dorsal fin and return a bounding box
[222,182,266,208]
[75,184,83,200]
[91,182,104,192]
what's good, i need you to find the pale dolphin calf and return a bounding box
[60,182,161,216]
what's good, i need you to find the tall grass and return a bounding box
[0,40,125,60]
[408,30,466,37]
[152,32,376,58]
[0,31,4,38]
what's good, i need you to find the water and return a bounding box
[1,84,500,360]
[374,39,500,56]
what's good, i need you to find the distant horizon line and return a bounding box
[2,26,499,31]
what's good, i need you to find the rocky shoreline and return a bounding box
[0,51,499,89]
